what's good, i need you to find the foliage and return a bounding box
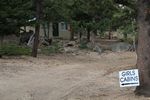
[0,0,33,37]
[114,0,137,38]
[0,44,31,56]
[79,42,88,49]
[0,0,137,37]
[0,0,138,57]
[119,22,137,38]
[40,42,63,54]
[69,0,116,33]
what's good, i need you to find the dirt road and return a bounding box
[0,52,149,100]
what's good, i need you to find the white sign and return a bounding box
[119,69,140,87]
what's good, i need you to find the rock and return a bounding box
[64,47,78,53]
[87,42,94,49]
[65,41,76,47]
[110,42,131,52]
[87,42,103,54]
[41,38,52,46]
[38,49,41,53]
[93,45,103,54]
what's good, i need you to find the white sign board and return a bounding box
[119,69,140,87]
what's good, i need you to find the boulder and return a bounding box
[65,41,76,47]
[110,42,131,52]
[64,47,78,53]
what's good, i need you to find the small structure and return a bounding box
[21,22,71,40]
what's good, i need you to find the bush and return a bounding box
[0,44,31,56]
[79,42,88,49]
[40,42,63,55]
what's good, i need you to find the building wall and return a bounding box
[58,22,71,39]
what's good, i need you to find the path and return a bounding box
[0,52,148,100]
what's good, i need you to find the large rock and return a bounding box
[65,41,76,47]
[110,42,131,52]
[92,45,103,54]
[64,47,78,53]
[87,43,103,54]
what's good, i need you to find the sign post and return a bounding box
[119,69,140,87]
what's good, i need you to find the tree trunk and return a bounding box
[87,28,90,42]
[42,23,47,38]
[31,0,43,57]
[70,31,74,41]
[47,22,50,38]
[135,0,150,96]
[0,35,4,58]
[0,35,4,47]
[24,26,26,32]
[93,30,97,36]
[32,23,40,57]
[70,25,74,41]
[79,27,82,42]
[124,33,128,40]
[108,30,112,40]
[79,32,82,42]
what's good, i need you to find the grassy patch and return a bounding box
[0,44,31,56]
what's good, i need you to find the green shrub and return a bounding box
[0,44,31,56]
[79,42,88,49]
[40,42,62,55]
